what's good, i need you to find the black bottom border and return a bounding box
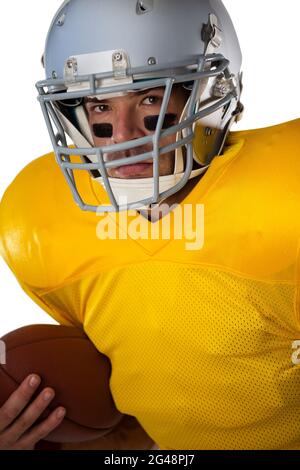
[0,450,299,467]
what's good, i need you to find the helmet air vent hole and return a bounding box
[136,0,153,15]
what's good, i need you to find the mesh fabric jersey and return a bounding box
[1,119,300,449]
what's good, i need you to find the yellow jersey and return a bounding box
[1,119,300,449]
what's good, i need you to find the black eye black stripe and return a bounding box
[144,114,177,131]
[92,114,177,138]
[93,123,113,138]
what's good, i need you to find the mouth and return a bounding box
[112,162,153,178]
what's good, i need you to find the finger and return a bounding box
[6,387,56,443]
[13,407,66,450]
[0,374,41,431]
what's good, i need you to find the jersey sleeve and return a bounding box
[0,156,83,329]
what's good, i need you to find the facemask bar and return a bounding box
[36,54,236,212]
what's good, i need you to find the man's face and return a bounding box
[84,86,188,179]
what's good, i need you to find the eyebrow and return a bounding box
[84,87,165,104]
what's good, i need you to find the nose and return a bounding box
[113,104,144,144]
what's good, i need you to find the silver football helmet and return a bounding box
[37,0,243,212]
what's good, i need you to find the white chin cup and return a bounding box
[94,165,207,207]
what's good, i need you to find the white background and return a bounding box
[0,0,299,336]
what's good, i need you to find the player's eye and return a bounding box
[142,95,162,106]
[93,103,111,113]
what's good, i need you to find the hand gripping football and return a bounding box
[0,324,123,442]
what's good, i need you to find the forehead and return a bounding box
[84,87,165,104]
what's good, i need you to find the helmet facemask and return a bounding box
[37,52,241,212]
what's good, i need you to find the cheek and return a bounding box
[159,151,175,174]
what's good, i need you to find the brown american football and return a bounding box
[0,324,123,442]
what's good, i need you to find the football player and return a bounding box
[0,0,300,450]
